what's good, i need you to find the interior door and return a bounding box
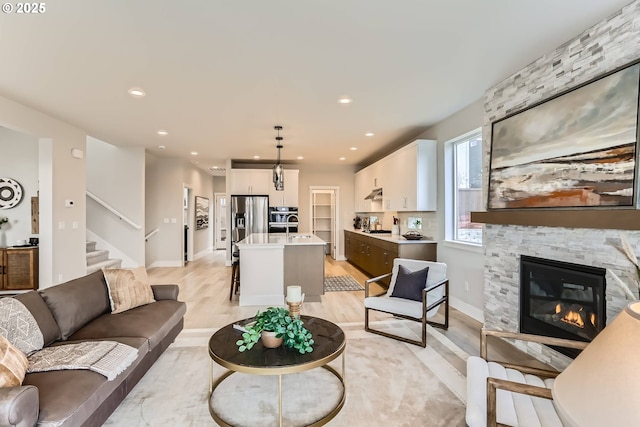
[215,193,227,250]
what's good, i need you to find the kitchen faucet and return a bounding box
[286,214,299,239]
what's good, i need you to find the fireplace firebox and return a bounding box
[520,255,606,358]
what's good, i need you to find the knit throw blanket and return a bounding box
[27,341,138,381]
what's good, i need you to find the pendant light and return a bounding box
[273,125,285,191]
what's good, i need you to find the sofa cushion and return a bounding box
[40,270,111,340]
[0,334,29,388]
[23,337,148,427]
[103,267,155,314]
[14,291,61,347]
[67,300,186,350]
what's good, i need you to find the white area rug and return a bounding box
[104,320,468,426]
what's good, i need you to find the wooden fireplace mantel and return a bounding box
[470,209,640,230]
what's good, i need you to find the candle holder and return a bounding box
[287,301,301,319]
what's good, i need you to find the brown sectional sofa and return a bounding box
[0,270,187,427]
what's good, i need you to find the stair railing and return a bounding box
[145,228,159,241]
[86,191,142,230]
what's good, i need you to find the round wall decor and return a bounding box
[0,177,23,209]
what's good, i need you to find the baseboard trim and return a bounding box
[450,297,484,324]
[147,260,183,269]
[193,248,213,260]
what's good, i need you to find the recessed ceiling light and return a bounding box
[350,147,358,151]
[253,155,260,159]
[209,166,226,171]
[339,157,346,161]
[127,87,146,98]
[157,130,168,136]
[365,132,374,137]
[190,151,198,156]
[338,97,352,104]
[297,156,304,160]
[158,145,166,150]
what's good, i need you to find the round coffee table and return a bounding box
[208,315,346,427]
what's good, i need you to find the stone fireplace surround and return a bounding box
[480,1,640,370]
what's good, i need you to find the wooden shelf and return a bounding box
[471,209,640,230]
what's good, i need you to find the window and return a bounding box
[446,129,483,245]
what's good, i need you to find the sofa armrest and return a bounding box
[0,386,39,427]
[151,284,179,301]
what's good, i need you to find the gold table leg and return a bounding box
[279,374,283,427]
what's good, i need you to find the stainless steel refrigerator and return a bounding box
[231,195,269,249]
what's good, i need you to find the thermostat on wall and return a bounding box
[71,148,84,159]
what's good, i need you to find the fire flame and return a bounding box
[590,313,596,327]
[561,308,585,329]
[555,304,562,314]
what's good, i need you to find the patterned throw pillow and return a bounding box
[0,298,44,355]
[102,267,155,314]
[0,334,29,387]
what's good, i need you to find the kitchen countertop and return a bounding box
[344,228,436,244]
[237,233,326,247]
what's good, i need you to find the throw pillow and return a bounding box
[0,334,29,387]
[103,267,155,314]
[14,291,61,346]
[390,264,429,302]
[0,297,44,355]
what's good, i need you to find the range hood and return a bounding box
[364,188,383,201]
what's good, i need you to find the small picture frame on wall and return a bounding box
[488,60,640,210]
[195,196,209,230]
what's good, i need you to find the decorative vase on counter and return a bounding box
[392,225,400,235]
[261,331,283,348]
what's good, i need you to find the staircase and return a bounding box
[86,241,122,274]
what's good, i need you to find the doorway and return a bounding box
[214,193,228,250]
[309,187,339,259]
[183,186,193,265]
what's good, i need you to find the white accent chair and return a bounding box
[364,258,449,347]
[466,329,588,427]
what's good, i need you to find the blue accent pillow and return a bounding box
[390,265,429,302]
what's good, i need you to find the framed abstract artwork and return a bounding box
[195,196,209,230]
[488,60,640,209]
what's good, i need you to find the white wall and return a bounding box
[213,176,226,193]
[0,127,39,248]
[297,163,357,259]
[145,155,214,267]
[86,137,145,266]
[0,94,87,288]
[145,156,183,267]
[417,99,485,321]
[183,165,214,257]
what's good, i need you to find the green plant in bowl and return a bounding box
[236,307,314,354]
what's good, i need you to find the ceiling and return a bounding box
[0,0,631,174]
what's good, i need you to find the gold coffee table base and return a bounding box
[207,316,347,427]
[208,353,346,427]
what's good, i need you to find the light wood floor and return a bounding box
[148,251,548,368]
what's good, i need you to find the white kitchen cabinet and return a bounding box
[354,167,370,212]
[384,140,436,211]
[230,169,271,195]
[355,164,384,213]
[269,169,299,207]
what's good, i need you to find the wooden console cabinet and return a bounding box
[344,230,436,285]
[0,247,39,291]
